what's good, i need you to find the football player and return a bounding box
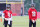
[28,4,37,27]
[2,6,12,27]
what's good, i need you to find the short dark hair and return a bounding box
[7,7,10,8]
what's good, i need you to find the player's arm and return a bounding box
[11,11,12,20]
[9,11,12,20]
[11,14,12,19]
[2,13,4,19]
[9,14,12,20]
[8,14,12,25]
[28,8,31,19]
[32,10,37,23]
[2,10,6,19]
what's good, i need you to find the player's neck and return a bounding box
[7,10,9,11]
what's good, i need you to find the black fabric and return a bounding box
[29,20,36,27]
[4,19,12,27]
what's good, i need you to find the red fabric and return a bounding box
[3,10,12,18]
[12,13,17,16]
[28,8,37,20]
[37,12,40,18]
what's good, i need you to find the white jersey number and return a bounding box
[8,12,10,17]
[32,11,36,16]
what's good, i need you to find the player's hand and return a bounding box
[5,18,11,21]
[32,20,36,23]
[4,18,7,21]
[5,18,9,21]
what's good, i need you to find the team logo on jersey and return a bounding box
[32,11,36,16]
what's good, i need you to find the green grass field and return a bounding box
[0,16,40,27]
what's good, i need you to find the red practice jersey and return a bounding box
[28,8,37,20]
[3,10,12,18]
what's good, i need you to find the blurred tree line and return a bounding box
[24,0,40,15]
[34,0,40,12]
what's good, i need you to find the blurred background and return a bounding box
[0,0,40,16]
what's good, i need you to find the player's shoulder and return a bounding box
[9,10,12,14]
[3,10,7,13]
[28,8,31,12]
[29,8,31,9]
[9,10,12,12]
[34,8,37,10]
[29,8,32,10]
